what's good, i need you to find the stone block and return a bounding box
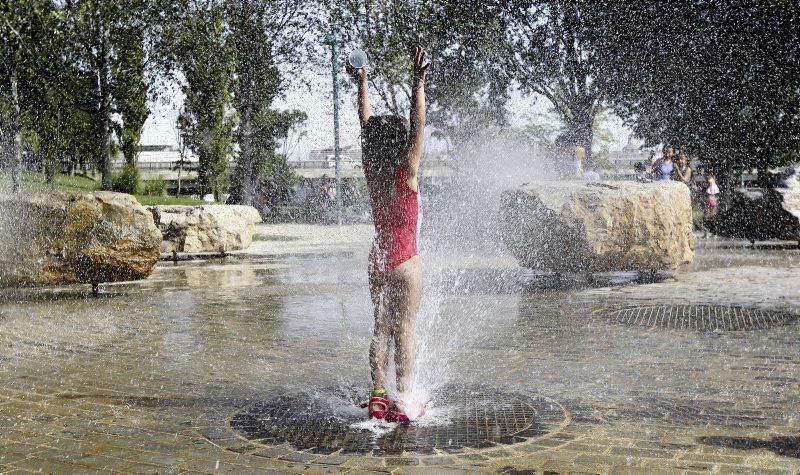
[500,181,695,272]
[0,191,161,287]
[148,205,262,253]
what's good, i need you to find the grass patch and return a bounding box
[56,174,98,192]
[0,171,97,193]
[1,171,203,206]
[134,195,204,206]
[253,234,300,242]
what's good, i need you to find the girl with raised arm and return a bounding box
[348,47,429,424]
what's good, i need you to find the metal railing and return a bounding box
[111,160,190,171]
[111,157,457,172]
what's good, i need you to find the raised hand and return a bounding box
[413,46,430,79]
[346,61,366,81]
[407,46,428,182]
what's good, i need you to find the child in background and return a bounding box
[704,172,720,237]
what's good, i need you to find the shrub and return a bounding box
[142,177,167,196]
[112,165,139,194]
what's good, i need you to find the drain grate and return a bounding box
[229,386,566,455]
[600,305,798,331]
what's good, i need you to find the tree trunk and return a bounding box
[45,106,62,185]
[44,150,57,184]
[99,96,112,190]
[583,123,594,170]
[81,150,88,175]
[718,160,735,210]
[10,68,22,194]
[176,165,182,197]
[756,164,769,187]
[45,164,57,184]
[234,102,254,205]
[97,23,113,191]
[578,99,594,169]
[562,98,595,173]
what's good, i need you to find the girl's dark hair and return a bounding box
[361,115,410,170]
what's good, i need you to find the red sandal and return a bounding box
[385,408,410,424]
[386,399,429,424]
[366,388,389,420]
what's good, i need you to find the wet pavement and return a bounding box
[0,225,799,474]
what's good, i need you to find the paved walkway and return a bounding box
[0,225,798,474]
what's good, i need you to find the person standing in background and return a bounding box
[673,151,693,185]
[653,145,675,181]
[652,145,675,179]
[703,171,721,238]
[554,134,585,179]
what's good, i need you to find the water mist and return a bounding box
[403,129,556,418]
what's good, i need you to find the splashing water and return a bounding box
[349,418,397,437]
[402,132,552,419]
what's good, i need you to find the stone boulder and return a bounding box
[0,192,162,287]
[708,165,800,242]
[148,205,262,253]
[501,181,695,272]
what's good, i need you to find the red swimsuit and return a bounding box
[365,164,420,278]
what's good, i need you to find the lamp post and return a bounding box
[324,29,343,225]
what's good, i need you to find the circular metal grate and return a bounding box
[229,386,566,455]
[600,305,798,331]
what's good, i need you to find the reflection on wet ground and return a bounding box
[0,237,798,472]
[436,268,673,294]
[698,435,800,459]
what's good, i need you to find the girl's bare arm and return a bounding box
[347,63,373,127]
[407,46,430,177]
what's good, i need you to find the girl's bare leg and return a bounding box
[386,256,422,396]
[369,273,391,391]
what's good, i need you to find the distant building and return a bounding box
[111,145,199,171]
[308,145,361,160]
[301,145,362,169]
[607,137,656,169]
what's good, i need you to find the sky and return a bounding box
[141,71,636,160]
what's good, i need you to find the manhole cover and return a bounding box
[600,305,798,331]
[229,386,567,455]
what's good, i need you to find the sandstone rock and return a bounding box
[501,181,695,272]
[148,205,262,253]
[708,165,800,242]
[0,192,162,287]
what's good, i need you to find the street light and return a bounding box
[323,29,343,225]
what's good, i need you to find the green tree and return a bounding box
[329,0,510,151]
[25,3,92,184]
[176,2,234,200]
[585,1,800,187]
[67,0,173,190]
[248,108,306,214]
[426,0,510,149]
[3,0,177,191]
[504,0,601,165]
[0,0,51,192]
[226,0,314,206]
[172,106,193,196]
[114,28,148,168]
[69,0,118,189]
